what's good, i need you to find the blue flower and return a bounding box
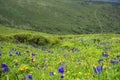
[50,71,54,76]
[1,63,9,73]
[110,59,118,64]
[94,66,102,74]
[11,48,15,51]
[26,50,29,53]
[0,53,2,56]
[42,47,46,51]
[15,63,18,66]
[60,75,64,78]
[116,55,120,59]
[24,74,32,79]
[16,52,20,55]
[78,59,81,63]
[10,48,15,52]
[98,59,103,63]
[9,53,12,56]
[102,52,108,57]
[32,53,36,56]
[58,66,64,74]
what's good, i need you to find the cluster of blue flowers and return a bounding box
[1,63,9,73]
[58,66,64,78]
[94,52,120,74]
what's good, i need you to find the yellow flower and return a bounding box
[13,59,18,63]
[67,71,70,74]
[18,67,24,71]
[23,51,26,54]
[29,71,33,74]
[24,66,29,70]
[76,78,80,80]
[48,66,53,70]
[18,66,29,71]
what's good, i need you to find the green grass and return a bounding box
[0,0,120,34]
[0,0,120,80]
[0,25,120,80]
[0,25,61,46]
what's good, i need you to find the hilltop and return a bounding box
[0,0,120,34]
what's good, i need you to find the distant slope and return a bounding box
[0,0,120,34]
[88,0,120,3]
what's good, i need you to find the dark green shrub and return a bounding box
[29,35,49,45]
[0,33,60,46]
[13,34,31,43]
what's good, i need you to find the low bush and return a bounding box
[0,33,60,46]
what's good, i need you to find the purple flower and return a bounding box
[50,71,54,76]
[10,48,15,52]
[116,55,120,59]
[1,63,9,73]
[98,59,103,63]
[0,53,2,56]
[15,63,18,66]
[58,66,64,74]
[42,47,46,51]
[26,50,29,53]
[110,59,118,64]
[9,53,12,56]
[60,75,64,78]
[102,52,108,57]
[32,53,36,56]
[11,48,15,51]
[78,59,81,63]
[16,52,20,55]
[24,74,32,79]
[94,66,102,74]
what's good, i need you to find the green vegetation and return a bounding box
[0,0,120,79]
[0,25,60,46]
[0,0,120,34]
[0,24,120,80]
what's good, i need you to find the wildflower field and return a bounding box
[0,26,120,80]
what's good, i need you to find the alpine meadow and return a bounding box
[0,0,120,80]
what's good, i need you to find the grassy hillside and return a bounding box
[0,25,61,46]
[0,0,120,34]
[0,25,120,80]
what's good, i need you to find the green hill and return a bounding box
[0,0,120,34]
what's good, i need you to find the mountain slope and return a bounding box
[89,0,120,3]
[0,0,120,34]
